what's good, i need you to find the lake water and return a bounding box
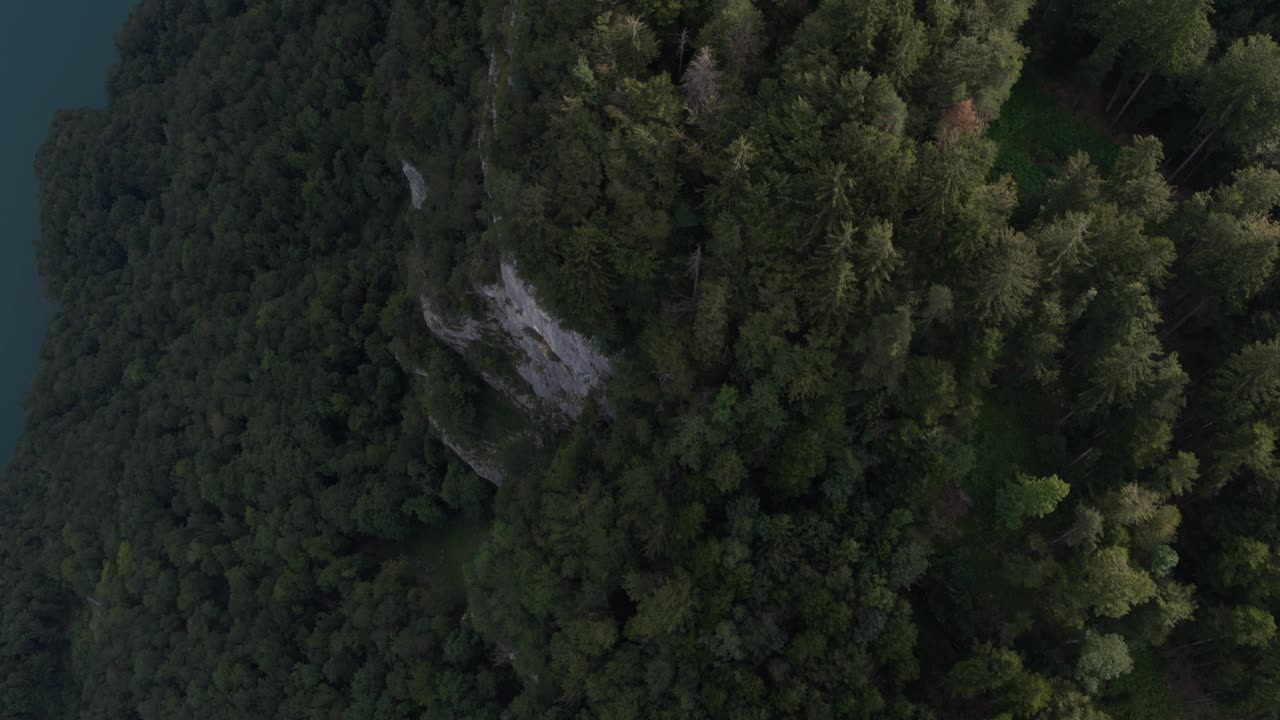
[0,1,137,467]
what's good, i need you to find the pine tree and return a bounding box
[1074,546,1157,619]
[1210,338,1280,422]
[1086,0,1213,123]
[997,473,1071,530]
[1175,35,1280,178]
[970,227,1039,325]
[1108,136,1173,223]
[1036,211,1093,279]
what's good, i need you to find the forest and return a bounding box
[5,0,1280,718]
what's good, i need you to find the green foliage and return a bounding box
[1076,630,1134,694]
[946,643,1052,718]
[1083,0,1213,77]
[3,2,511,718]
[13,0,1280,718]
[1218,605,1278,648]
[988,74,1120,203]
[1150,545,1179,578]
[996,473,1070,529]
[1178,167,1280,313]
[1197,35,1280,157]
[1101,644,1183,720]
[1079,547,1159,619]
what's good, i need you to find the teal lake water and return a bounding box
[0,1,137,467]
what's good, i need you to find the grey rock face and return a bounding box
[416,259,611,419]
[402,160,428,210]
[409,367,506,485]
[418,296,483,355]
[478,260,612,417]
[408,0,613,480]
[431,419,505,486]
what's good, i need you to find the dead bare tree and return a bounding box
[623,14,644,68]
[726,19,759,71]
[681,46,722,120]
[490,646,518,667]
[675,27,689,73]
[687,244,703,300]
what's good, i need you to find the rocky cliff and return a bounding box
[411,258,612,483]
[404,168,610,484]
[420,259,611,418]
[401,160,427,210]
[398,0,610,485]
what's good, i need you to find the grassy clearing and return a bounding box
[1102,644,1186,720]
[966,385,1044,507]
[989,70,1120,207]
[404,520,492,599]
[933,383,1055,616]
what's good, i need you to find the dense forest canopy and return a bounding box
[7,0,1280,718]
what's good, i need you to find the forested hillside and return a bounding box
[6,0,1280,718]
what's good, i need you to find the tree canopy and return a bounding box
[8,0,1280,718]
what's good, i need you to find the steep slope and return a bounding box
[10,1,1280,719]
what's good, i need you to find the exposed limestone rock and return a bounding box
[487,52,499,131]
[431,419,505,486]
[418,296,483,355]
[412,0,614,476]
[417,296,538,413]
[402,160,427,210]
[477,371,540,415]
[504,0,519,90]
[416,259,611,420]
[478,260,611,417]
[409,367,505,485]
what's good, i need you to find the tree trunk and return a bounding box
[1171,126,1219,182]
[1071,446,1095,465]
[1160,299,1208,342]
[1110,72,1149,127]
[1182,144,1217,184]
[1171,635,1223,652]
[676,28,689,74]
[1049,529,1071,547]
[1165,288,1193,307]
[687,245,703,301]
[1190,109,1210,135]
[1106,72,1130,113]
